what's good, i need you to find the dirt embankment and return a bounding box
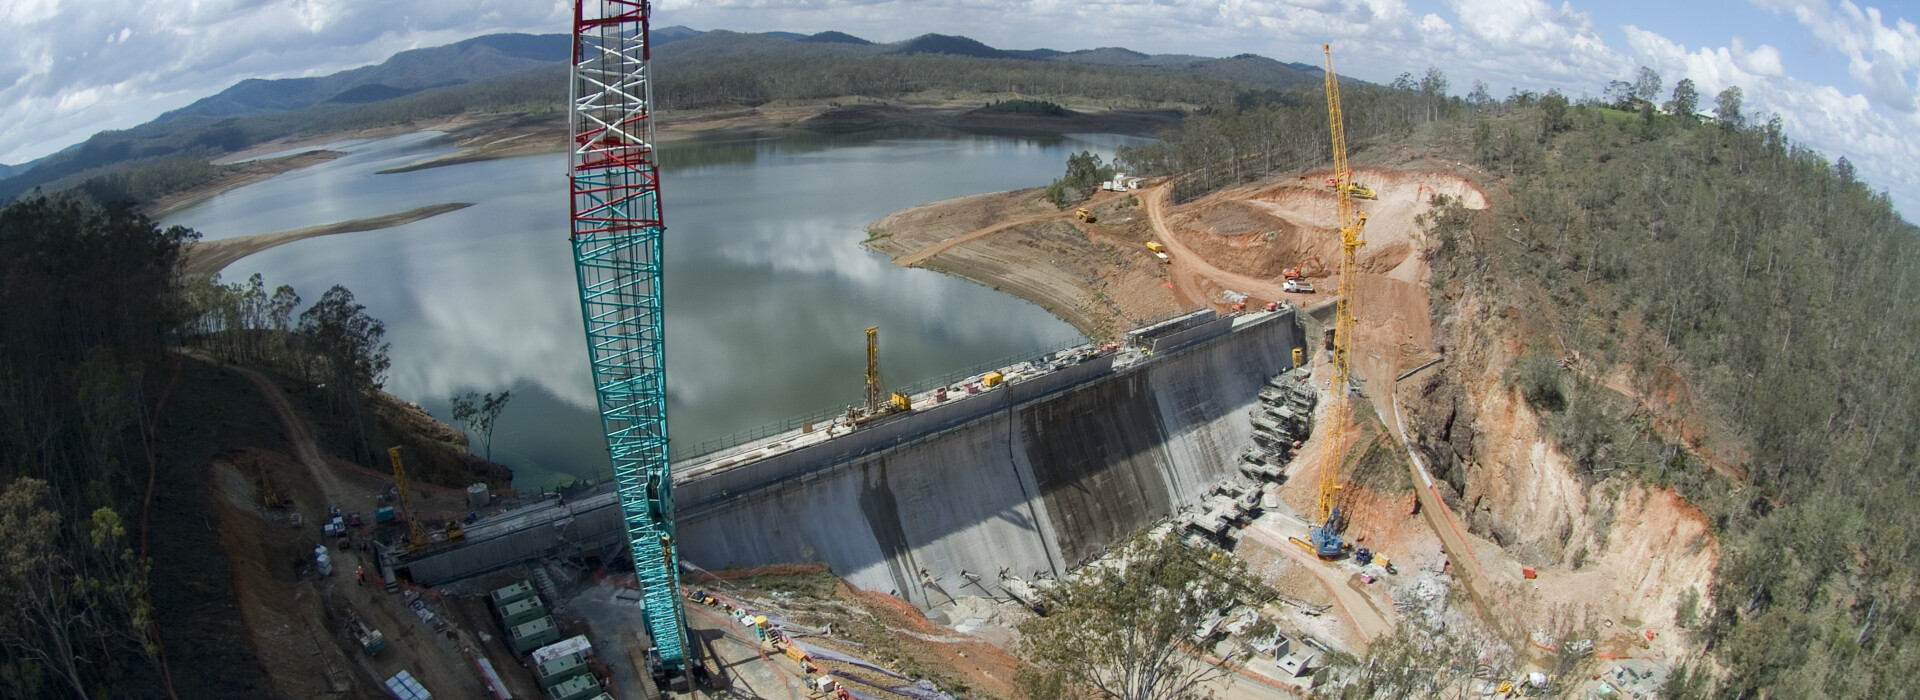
[142,92,1185,222]
[201,360,522,699]
[1399,287,1718,662]
[867,189,1056,261]
[865,165,1484,347]
[376,113,566,173]
[137,354,509,698]
[690,563,1029,700]
[867,188,1181,340]
[151,95,1181,229]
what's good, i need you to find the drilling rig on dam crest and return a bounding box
[566,0,692,690]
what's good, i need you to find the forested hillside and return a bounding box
[1111,71,1918,695]
[1453,99,1918,698]
[0,194,507,697]
[0,199,197,696]
[1109,68,1452,202]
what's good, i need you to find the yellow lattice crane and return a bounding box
[388,446,426,550]
[1311,44,1368,558]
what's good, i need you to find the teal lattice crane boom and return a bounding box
[567,0,690,687]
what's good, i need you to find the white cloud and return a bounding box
[1625,26,1774,98]
[1625,24,1920,214]
[1756,0,1920,112]
[1449,0,1588,48]
[0,0,568,164]
[1732,37,1786,76]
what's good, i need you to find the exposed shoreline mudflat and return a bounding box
[180,202,473,277]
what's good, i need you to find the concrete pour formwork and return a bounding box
[675,309,1303,607]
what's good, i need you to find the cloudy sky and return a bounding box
[3,0,1915,214]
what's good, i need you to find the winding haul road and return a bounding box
[1241,520,1395,645]
[895,212,1051,267]
[1141,183,1302,307]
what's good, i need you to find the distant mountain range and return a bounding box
[154,33,573,123]
[79,26,1325,137]
[2,26,1332,194]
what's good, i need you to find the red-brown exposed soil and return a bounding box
[872,153,1721,670]
[693,563,1028,699]
[838,584,1027,699]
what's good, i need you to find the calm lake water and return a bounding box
[163,126,1145,490]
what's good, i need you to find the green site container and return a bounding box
[537,652,591,689]
[545,674,600,700]
[498,597,547,628]
[375,506,396,522]
[511,616,561,654]
[491,581,536,608]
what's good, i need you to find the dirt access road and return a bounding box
[892,187,1138,268]
[229,363,360,504]
[1241,520,1395,645]
[894,211,1050,267]
[214,361,528,698]
[894,180,1300,312]
[1379,392,1546,663]
[1141,183,1295,307]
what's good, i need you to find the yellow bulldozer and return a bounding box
[1324,176,1378,200]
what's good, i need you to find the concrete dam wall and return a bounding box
[675,310,1304,608]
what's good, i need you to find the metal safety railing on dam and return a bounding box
[667,335,1097,463]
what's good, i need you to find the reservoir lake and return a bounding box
[163,126,1143,490]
